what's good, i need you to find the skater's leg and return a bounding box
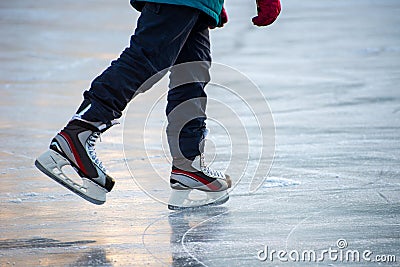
[166,15,211,163]
[36,3,204,204]
[166,15,232,209]
[80,3,202,123]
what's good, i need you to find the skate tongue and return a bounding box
[70,117,120,132]
[191,156,202,172]
[97,120,119,132]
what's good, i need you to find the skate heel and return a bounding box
[35,150,107,205]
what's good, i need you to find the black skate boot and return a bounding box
[168,154,232,210]
[35,119,117,204]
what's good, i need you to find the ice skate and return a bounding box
[35,119,117,205]
[168,154,232,210]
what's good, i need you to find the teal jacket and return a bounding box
[130,0,224,25]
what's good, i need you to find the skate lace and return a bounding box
[202,166,225,179]
[87,132,106,173]
[200,154,225,179]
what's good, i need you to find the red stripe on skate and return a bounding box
[172,169,219,191]
[60,131,89,176]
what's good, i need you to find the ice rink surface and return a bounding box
[1,0,399,266]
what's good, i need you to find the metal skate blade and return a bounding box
[35,150,107,205]
[168,189,229,210]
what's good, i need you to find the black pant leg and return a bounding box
[166,16,212,160]
[80,3,201,123]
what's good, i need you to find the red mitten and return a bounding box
[252,0,281,27]
[219,7,228,27]
[211,7,228,28]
